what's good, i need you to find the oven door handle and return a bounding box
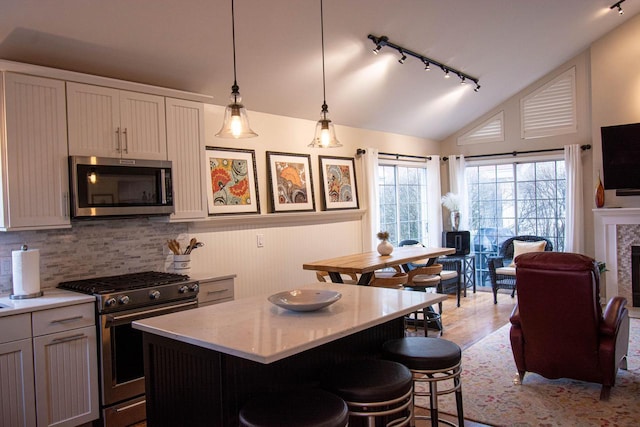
[106,300,198,324]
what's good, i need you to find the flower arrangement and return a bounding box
[377,231,389,241]
[441,192,460,212]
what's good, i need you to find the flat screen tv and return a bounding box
[601,122,640,195]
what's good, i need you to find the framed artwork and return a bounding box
[266,151,315,213]
[205,146,260,215]
[318,156,359,210]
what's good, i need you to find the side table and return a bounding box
[441,254,475,295]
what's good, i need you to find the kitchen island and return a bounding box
[133,283,447,426]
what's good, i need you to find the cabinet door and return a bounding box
[119,90,167,160]
[0,339,36,427]
[66,82,120,158]
[166,98,206,219]
[33,326,99,427]
[1,73,70,230]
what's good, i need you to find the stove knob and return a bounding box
[118,295,130,305]
[189,283,199,292]
[105,298,117,307]
[149,290,161,300]
[178,285,189,294]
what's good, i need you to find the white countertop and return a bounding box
[0,289,95,317]
[133,283,447,364]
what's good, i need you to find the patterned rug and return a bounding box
[416,318,640,426]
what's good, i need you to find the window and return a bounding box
[466,159,565,286]
[457,111,505,146]
[521,67,576,139]
[378,163,428,247]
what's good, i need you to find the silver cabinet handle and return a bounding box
[122,128,128,154]
[116,127,122,153]
[207,289,229,295]
[51,333,85,344]
[50,315,84,324]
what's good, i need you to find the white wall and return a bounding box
[591,12,640,208]
[188,104,440,299]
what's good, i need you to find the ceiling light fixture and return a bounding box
[309,0,341,148]
[367,34,480,91]
[610,0,625,15]
[216,0,258,138]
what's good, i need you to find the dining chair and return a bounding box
[316,271,359,285]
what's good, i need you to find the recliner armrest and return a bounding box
[600,296,628,336]
[509,305,521,327]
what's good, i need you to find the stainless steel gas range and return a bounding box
[58,271,199,427]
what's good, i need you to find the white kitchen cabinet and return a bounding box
[67,82,167,160]
[0,72,70,231]
[0,313,36,427]
[32,303,99,427]
[166,98,207,220]
[197,276,235,307]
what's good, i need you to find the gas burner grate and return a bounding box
[58,271,190,295]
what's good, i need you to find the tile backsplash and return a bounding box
[0,218,187,293]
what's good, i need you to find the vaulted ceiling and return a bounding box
[1,0,638,141]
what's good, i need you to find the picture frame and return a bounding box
[318,156,359,210]
[266,151,315,213]
[205,146,260,215]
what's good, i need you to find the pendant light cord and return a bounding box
[320,0,328,112]
[231,0,239,96]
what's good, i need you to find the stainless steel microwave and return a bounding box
[69,156,174,218]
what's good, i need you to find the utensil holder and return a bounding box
[173,254,191,272]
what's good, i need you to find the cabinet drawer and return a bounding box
[198,278,234,306]
[0,313,31,343]
[32,303,95,336]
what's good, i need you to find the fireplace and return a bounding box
[632,246,640,307]
[593,207,640,305]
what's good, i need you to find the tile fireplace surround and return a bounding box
[593,207,640,305]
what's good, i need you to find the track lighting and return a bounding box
[610,0,625,15]
[367,34,480,91]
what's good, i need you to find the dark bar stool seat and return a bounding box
[239,389,349,427]
[321,359,413,426]
[383,337,464,427]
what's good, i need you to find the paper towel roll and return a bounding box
[12,249,40,296]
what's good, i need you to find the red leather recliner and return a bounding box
[509,252,629,400]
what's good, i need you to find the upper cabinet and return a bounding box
[166,98,207,220]
[0,72,70,231]
[67,82,167,160]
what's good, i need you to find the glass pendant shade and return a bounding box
[309,103,341,148]
[216,88,258,138]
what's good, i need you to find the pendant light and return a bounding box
[216,0,257,138]
[309,0,342,148]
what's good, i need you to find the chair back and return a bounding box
[500,235,553,259]
[514,252,602,378]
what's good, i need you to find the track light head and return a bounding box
[398,50,407,64]
[423,59,430,71]
[611,0,625,15]
[444,69,450,79]
[460,76,466,85]
[474,84,481,92]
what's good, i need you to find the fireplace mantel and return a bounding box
[593,207,640,301]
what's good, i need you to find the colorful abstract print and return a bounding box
[275,161,308,204]
[325,164,353,203]
[209,158,251,205]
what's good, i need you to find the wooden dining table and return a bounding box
[303,246,456,285]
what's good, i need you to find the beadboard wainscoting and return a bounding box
[187,219,363,300]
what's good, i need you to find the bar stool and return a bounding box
[239,389,349,427]
[382,337,464,427]
[322,359,413,427]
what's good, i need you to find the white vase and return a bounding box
[377,240,394,256]
[451,211,460,231]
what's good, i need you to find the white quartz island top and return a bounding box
[133,283,447,364]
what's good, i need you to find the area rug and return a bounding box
[416,318,640,426]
